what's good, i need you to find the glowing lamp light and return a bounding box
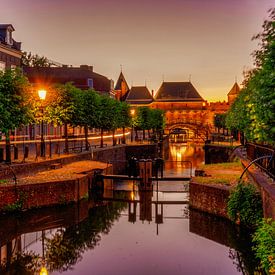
[130,109,135,116]
[40,267,48,275]
[38,89,47,100]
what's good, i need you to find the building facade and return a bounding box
[0,24,22,71]
[24,65,114,96]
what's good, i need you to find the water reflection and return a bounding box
[0,144,261,274]
[0,195,260,275]
[164,144,204,175]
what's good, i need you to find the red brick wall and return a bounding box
[0,173,91,211]
[189,181,230,219]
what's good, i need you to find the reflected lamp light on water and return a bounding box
[40,266,48,275]
[38,89,47,100]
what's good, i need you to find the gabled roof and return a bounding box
[125,86,153,104]
[155,82,204,102]
[227,82,240,96]
[115,71,129,91]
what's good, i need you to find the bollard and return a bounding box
[14,146,18,160]
[155,158,164,178]
[47,142,52,158]
[145,159,152,189]
[24,146,29,159]
[138,159,153,190]
[138,160,146,188]
[133,158,138,177]
[35,143,40,161]
[0,148,3,162]
[54,143,59,154]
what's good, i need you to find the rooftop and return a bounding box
[155,82,204,102]
[23,66,111,93]
[125,86,153,104]
[227,82,241,96]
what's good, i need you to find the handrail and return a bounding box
[239,155,273,180]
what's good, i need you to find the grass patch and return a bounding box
[198,160,242,170]
[195,161,245,186]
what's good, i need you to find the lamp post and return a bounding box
[38,89,47,157]
[130,109,135,142]
[40,230,48,275]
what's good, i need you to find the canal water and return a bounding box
[0,144,259,275]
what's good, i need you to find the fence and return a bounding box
[246,143,275,179]
[0,139,91,163]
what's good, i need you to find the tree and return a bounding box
[97,95,118,147]
[136,107,151,140]
[214,113,226,134]
[150,108,165,140]
[226,8,275,144]
[116,102,131,144]
[76,89,100,150]
[21,51,53,67]
[0,69,33,162]
[44,83,79,153]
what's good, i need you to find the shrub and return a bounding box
[253,219,275,274]
[227,182,263,227]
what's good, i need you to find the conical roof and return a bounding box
[125,86,153,104]
[114,71,129,91]
[155,82,204,102]
[227,82,240,96]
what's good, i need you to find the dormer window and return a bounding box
[6,28,12,45]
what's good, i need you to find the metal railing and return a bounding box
[246,143,275,179]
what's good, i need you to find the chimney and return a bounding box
[80,65,89,69]
[80,65,93,71]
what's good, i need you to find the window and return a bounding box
[87,78,93,88]
[0,62,6,72]
[6,30,12,45]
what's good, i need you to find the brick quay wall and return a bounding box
[189,182,230,219]
[0,144,158,212]
[190,145,275,220]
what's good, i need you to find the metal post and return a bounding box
[40,108,45,157]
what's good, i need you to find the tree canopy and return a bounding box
[226,8,275,144]
[0,69,33,137]
[21,51,54,67]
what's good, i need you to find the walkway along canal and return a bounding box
[0,142,262,274]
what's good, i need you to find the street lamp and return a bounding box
[38,89,47,157]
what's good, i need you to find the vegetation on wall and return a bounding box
[253,219,275,274]
[227,182,263,228]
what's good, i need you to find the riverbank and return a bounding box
[0,143,158,212]
[190,150,275,220]
[0,160,111,212]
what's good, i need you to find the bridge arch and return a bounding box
[166,120,210,142]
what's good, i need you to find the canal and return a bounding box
[0,144,259,274]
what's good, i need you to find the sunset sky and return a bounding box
[1,0,274,101]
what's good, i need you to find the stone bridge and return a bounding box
[165,119,212,141]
